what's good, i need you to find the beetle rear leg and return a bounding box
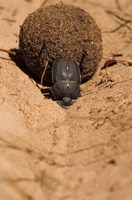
[79,50,88,71]
[29,40,50,86]
[40,42,49,85]
[80,50,96,83]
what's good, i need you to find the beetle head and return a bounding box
[57,96,73,107]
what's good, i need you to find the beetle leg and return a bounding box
[39,41,50,85]
[79,50,88,71]
[38,40,49,61]
[29,40,50,85]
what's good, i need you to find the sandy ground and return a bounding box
[0,0,132,200]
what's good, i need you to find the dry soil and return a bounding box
[0,0,132,200]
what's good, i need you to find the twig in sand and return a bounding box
[106,10,132,32]
[0,48,16,56]
[102,56,132,69]
[115,0,122,11]
[40,0,49,7]
[102,59,117,69]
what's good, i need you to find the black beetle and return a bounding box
[37,42,81,107]
[51,58,81,106]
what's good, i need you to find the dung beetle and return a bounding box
[51,58,81,106]
[37,42,81,107]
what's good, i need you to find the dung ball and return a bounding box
[19,3,103,84]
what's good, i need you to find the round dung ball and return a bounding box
[19,3,102,84]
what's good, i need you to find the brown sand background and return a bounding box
[0,0,132,200]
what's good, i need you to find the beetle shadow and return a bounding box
[9,48,39,83]
[8,48,52,98]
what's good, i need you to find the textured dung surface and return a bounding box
[19,3,102,84]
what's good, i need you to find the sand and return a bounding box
[0,0,132,200]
